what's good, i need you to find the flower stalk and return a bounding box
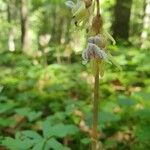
[91,0,101,150]
[96,0,100,16]
[92,58,100,150]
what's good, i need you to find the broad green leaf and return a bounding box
[2,137,19,150]
[0,102,15,114]
[85,111,120,128]
[99,111,120,123]
[32,139,45,150]
[15,107,31,116]
[21,130,42,140]
[43,121,79,138]
[51,124,79,138]
[81,138,90,145]
[45,138,70,150]
[15,108,42,122]
[28,111,42,122]
[2,137,34,150]
[43,120,53,138]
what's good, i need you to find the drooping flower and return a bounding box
[82,35,121,75]
[82,43,108,63]
[82,38,108,77]
[65,0,93,26]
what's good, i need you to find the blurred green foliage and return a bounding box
[0,46,149,150]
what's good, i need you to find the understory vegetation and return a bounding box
[0,0,150,150]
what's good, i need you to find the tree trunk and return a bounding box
[51,7,57,43]
[20,0,31,54]
[56,17,64,44]
[7,1,11,23]
[65,17,71,44]
[141,0,150,49]
[7,0,15,52]
[112,0,133,41]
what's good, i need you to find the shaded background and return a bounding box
[0,0,150,150]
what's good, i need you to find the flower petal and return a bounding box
[107,52,122,70]
[65,1,75,8]
[82,43,108,61]
[104,31,116,45]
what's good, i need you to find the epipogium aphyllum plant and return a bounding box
[65,0,121,149]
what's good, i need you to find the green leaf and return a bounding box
[2,137,34,150]
[133,92,150,101]
[43,120,52,138]
[32,139,45,150]
[43,121,79,138]
[0,118,15,127]
[118,98,136,107]
[81,138,90,145]
[28,111,42,122]
[15,108,42,122]
[136,109,150,120]
[51,124,79,137]
[0,102,15,114]
[135,125,150,142]
[86,111,120,128]
[45,138,70,150]
[15,107,31,116]
[2,137,19,150]
[99,111,120,123]
[21,130,42,140]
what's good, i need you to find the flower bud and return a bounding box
[91,14,103,34]
[84,0,92,8]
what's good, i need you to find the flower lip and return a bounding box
[82,43,108,63]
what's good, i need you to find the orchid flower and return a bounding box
[82,35,121,76]
[82,43,108,63]
[65,0,93,26]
